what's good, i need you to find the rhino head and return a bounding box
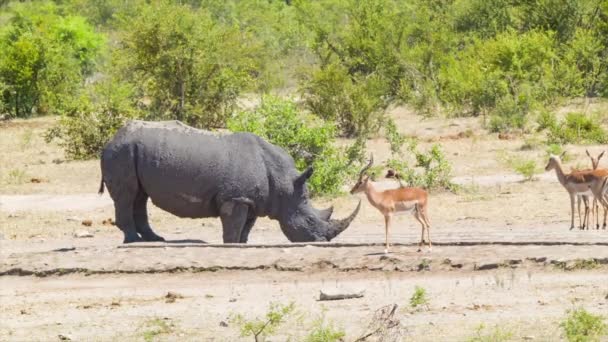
[277,167,361,242]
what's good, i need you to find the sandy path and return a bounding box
[2,258,606,341]
[0,173,558,213]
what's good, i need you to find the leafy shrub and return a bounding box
[231,302,296,342]
[409,286,429,308]
[498,152,539,181]
[300,62,390,137]
[536,110,558,132]
[466,323,513,342]
[385,118,407,157]
[385,142,455,191]
[305,312,345,342]
[45,77,139,160]
[560,308,607,342]
[0,2,104,118]
[113,1,255,129]
[227,96,356,197]
[547,112,608,145]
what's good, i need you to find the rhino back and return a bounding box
[103,121,298,218]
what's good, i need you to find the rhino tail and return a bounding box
[98,177,105,195]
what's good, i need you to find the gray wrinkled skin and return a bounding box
[99,120,360,243]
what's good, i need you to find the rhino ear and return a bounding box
[295,167,314,187]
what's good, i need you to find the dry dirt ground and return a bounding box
[2,101,608,341]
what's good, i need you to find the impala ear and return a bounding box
[560,151,566,160]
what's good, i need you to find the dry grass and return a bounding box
[0,117,99,194]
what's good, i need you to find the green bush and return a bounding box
[560,308,607,342]
[231,302,296,342]
[498,151,539,181]
[227,96,356,197]
[112,1,255,128]
[547,112,608,145]
[536,110,558,132]
[409,286,429,308]
[45,77,139,160]
[385,142,455,191]
[300,62,390,137]
[305,313,345,342]
[0,2,103,118]
[467,323,513,342]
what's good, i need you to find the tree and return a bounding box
[0,2,103,118]
[112,1,256,128]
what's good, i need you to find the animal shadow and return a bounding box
[162,239,207,244]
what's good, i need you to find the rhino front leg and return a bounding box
[133,190,165,242]
[219,201,249,243]
[239,216,257,243]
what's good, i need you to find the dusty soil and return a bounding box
[2,101,608,341]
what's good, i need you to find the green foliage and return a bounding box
[547,112,608,145]
[227,96,355,197]
[385,118,407,157]
[560,308,607,342]
[545,144,573,163]
[409,286,429,308]
[385,142,455,191]
[141,318,173,342]
[4,168,27,185]
[113,1,255,128]
[232,302,296,342]
[0,2,103,118]
[466,323,513,342]
[498,152,539,181]
[536,110,558,132]
[304,312,345,342]
[45,76,139,159]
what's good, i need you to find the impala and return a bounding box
[350,155,431,253]
[575,150,605,229]
[545,153,608,230]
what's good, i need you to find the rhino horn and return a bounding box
[325,200,361,241]
[315,205,334,221]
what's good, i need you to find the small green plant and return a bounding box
[548,112,608,145]
[385,118,407,157]
[305,311,345,342]
[467,323,513,342]
[232,302,296,342]
[142,318,173,342]
[536,110,558,132]
[545,144,573,163]
[409,286,429,309]
[20,130,33,150]
[520,135,543,151]
[5,169,27,185]
[498,152,539,181]
[560,308,607,342]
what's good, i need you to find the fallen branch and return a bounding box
[318,289,365,301]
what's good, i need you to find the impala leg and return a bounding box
[602,196,608,229]
[569,193,576,230]
[577,196,583,229]
[384,214,392,254]
[421,204,432,251]
[583,196,589,230]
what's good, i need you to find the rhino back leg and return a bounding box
[102,147,141,243]
[133,190,165,242]
[109,185,141,243]
[239,216,257,243]
[219,201,249,243]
